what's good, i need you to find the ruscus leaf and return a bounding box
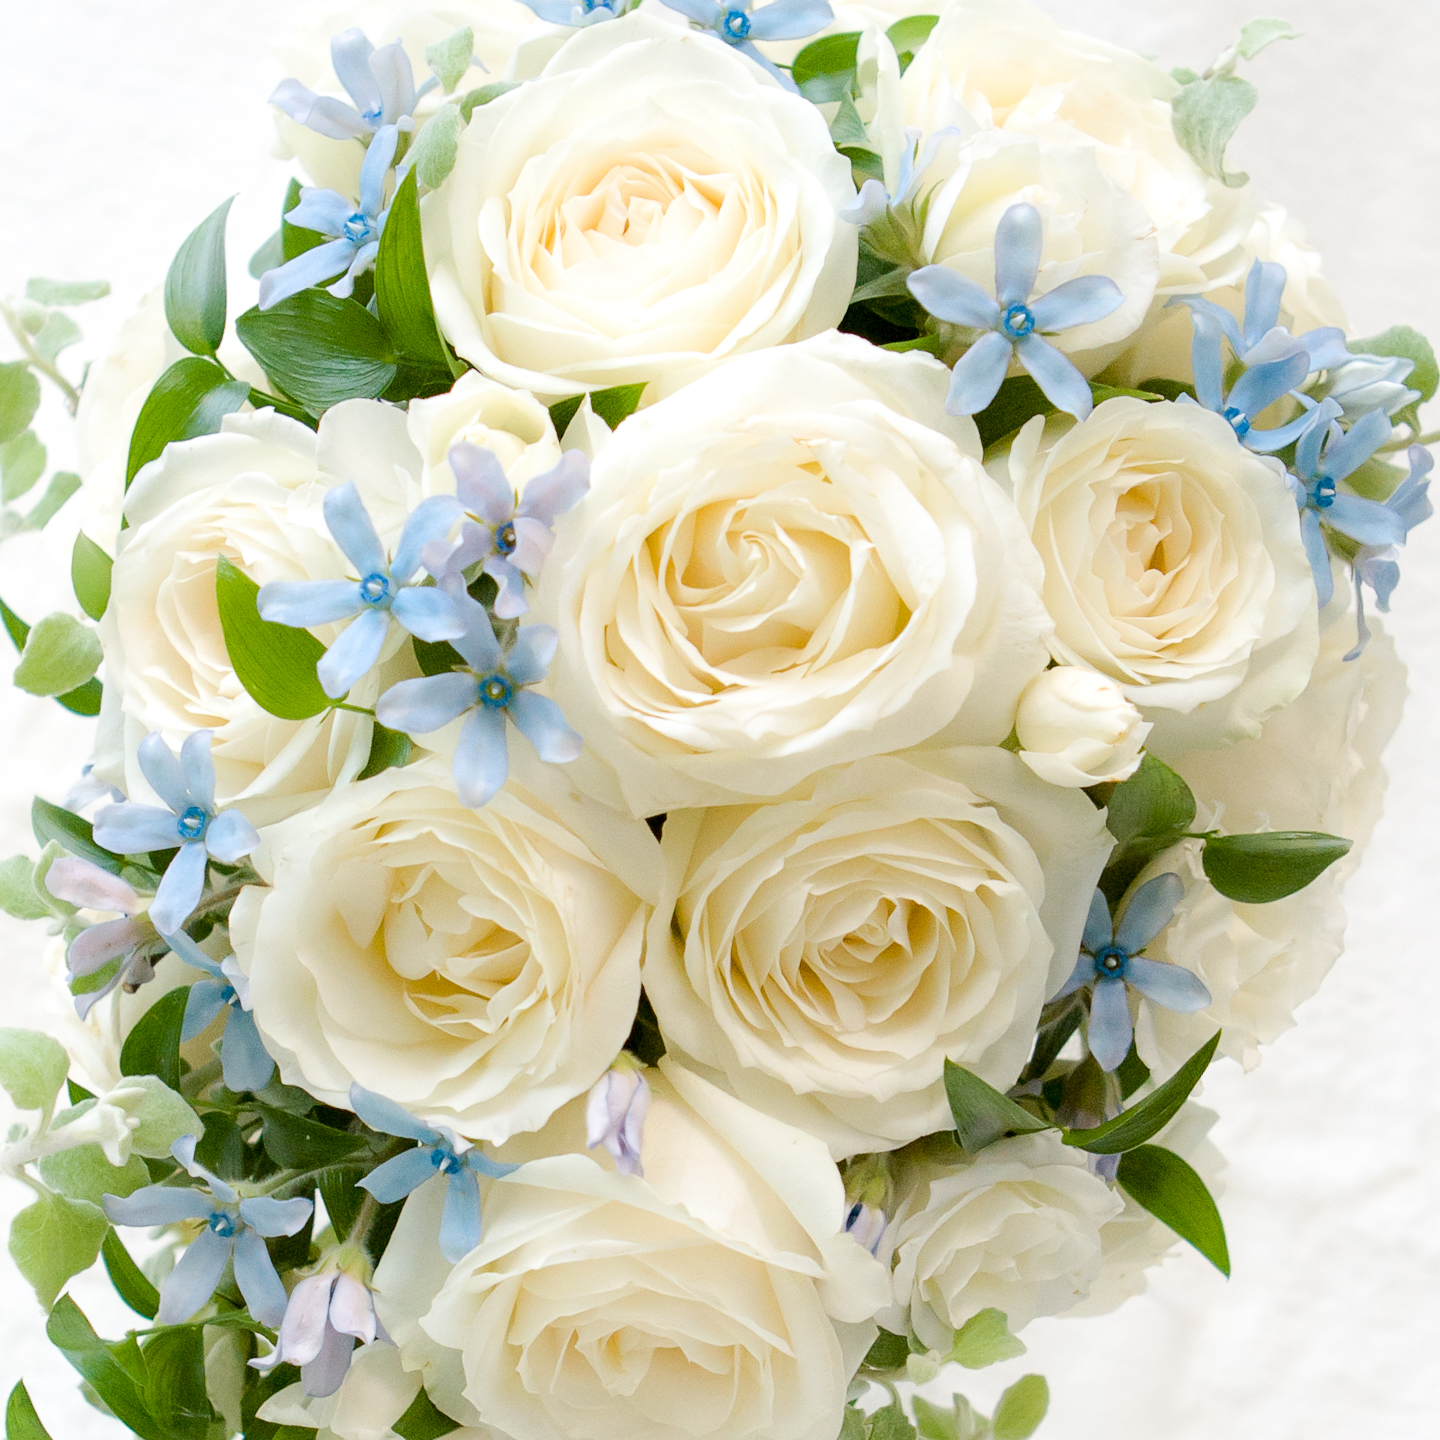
[793,32,861,98]
[165,197,234,357]
[944,1058,1054,1153]
[31,797,122,873]
[139,1326,220,1440]
[375,167,453,368]
[393,1386,461,1440]
[1118,1143,1231,1275]
[1201,830,1352,903]
[887,15,939,68]
[46,1296,165,1440]
[6,1381,56,1440]
[590,382,647,429]
[119,985,190,1094]
[125,356,249,486]
[1103,752,1196,847]
[101,1230,160,1320]
[359,723,412,779]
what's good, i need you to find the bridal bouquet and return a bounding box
[0,3,1427,1438]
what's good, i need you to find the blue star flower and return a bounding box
[270,28,431,141]
[518,0,633,25]
[1348,444,1434,659]
[661,0,835,87]
[350,1086,518,1264]
[104,1136,312,1327]
[92,731,260,936]
[907,203,1125,421]
[169,931,275,1094]
[257,483,466,699]
[1055,877,1210,1073]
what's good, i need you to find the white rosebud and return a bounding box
[585,1065,650,1178]
[1016,666,1151,788]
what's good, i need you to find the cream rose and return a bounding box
[646,749,1111,1157]
[374,1058,888,1440]
[534,333,1054,815]
[229,752,656,1143]
[995,397,1318,748]
[880,1130,1124,1344]
[423,14,857,400]
[1015,665,1149,788]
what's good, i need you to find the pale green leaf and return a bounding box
[33,312,83,366]
[12,613,102,698]
[910,1397,960,1440]
[830,93,871,149]
[991,1375,1049,1439]
[1,431,46,501]
[114,1074,203,1159]
[1171,72,1257,187]
[0,363,41,446]
[8,1192,108,1310]
[25,279,110,306]
[71,533,113,621]
[0,1028,70,1110]
[0,855,49,921]
[1237,18,1301,59]
[20,472,81,533]
[165,197,234,357]
[413,102,464,191]
[38,1144,149,1207]
[948,1308,1027,1369]
[1350,325,1438,404]
[425,25,475,93]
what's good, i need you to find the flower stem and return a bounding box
[0,301,82,413]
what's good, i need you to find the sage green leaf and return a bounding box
[456,79,520,122]
[1,430,46,501]
[47,1296,165,1440]
[248,229,285,280]
[793,32,861,97]
[359,723,412,779]
[944,1058,1054,1153]
[26,279,109,306]
[71,533,113,621]
[425,25,474,93]
[12,613,102,698]
[0,362,41,445]
[119,1074,203,1159]
[393,1385,461,1440]
[214,555,332,719]
[1171,72,1257,187]
[31,798,122,874]
[119,986,190,1094]
[375,168,452,367]
[0,1028,69,1110]
[1103,752,1196,847]
[910,1397,961,1440]
[165,197,235,357]
[830,93,871,149]
[38,1144,149,1207]
[1350,324,1438,404]
[33,312,83,366]
[1118,1143,1230,1275]
[9,1192,109,1309]
[126,356,250,486]
[887,14,938,68]
[1238,17,1301,59]
[948,1308,1027,1369]
[1064,1032,1220,1155]
[590,383,647,429]
[101,1229,160,1320]
[0,856,49,920]
[991,1375,1050,1440]
[839,1407,868,1440]
[867,1402,918,1440]
[236,291,397,415]
[20,472,82,532]
[1202,830,1351,903]
[412,101,464,191]
[6,1380,56,1440]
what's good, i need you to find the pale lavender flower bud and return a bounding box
[585,1067,650,1178]
[843,1201,887,1257]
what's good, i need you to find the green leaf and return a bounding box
[282,178,328,263]
[0,363,41,446]
[793,32,861,98]
[1,430,46,501]
[214,555,332,719]
[1103,752,1196,847]
[1171,72,1257,187]
[258,1104,367,1168]
[71,533,113,621]
[25,278,109,306]
[456,79,520,123]
[887,15,939,66]
[1064,1032,1220,1155]
[991,1375,1050,1440]
[13,613,101,698]
[861,1328,911,1373]
[165,197,234,357]
[947,1307,1027,1369]
[358,723,412,780]
[1118,1143,1230,1275]
[392,1386,461,1440]
[119,986,190,1093]
[6,1381,55,1440]
[411,100,465,193]
[910,1397,960,1440]
[140,1326,220,1440]
[119,1074,203,1158]
[1201,830,1351,904]
[591,382,647,429]
[9,1192,109,1310]
[0,856,49,920]
[0,1028,70,1110]
[47,1296,164,1440]
[975,375,1055,449]
[944,1058,1054,1153]
[829,93,870,149]
[425,25,474,93]
[839,1407,868,1440]
[33,312,83,367]
[375,168,452,368]
[31,797,121,874]
[866,1402,918,1440]
[126,356,250,486]
[237,291,397,416]
[101,1229,160,1320]
[1237,18,1301,59]
[882,334,943,356]
[1350,325,1438,404]
[547,395,584,439]
[248,229,286,280]
[38,1144,149,1207]
[20,471,82,533]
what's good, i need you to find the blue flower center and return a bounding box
[176,805,209,841]
[1094,945,1129,978]
[219,983,238,1008]
[430,1146,464,1176]
[477,672,514,710]
[1223,405,1252,440]
[343,211,375,245]
[1308,475,1336,510]
[361,105,384,127]
[720,9,751,40]
[494,522,518,557]
[359,572,392,606]
[1000,303,1035,340]
[208,1211,237,1238]
[580,0,614,10]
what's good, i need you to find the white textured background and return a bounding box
[1,2,1437,1436]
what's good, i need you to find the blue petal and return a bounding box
[359,1147,440,1202]
[156,1227,234,1326]
[484,556,529,620]
[945,330,1013,415]
[450,445,515,526]
[286,189,356,236]
[1300,507,1334,607]
[370,42,416,126]
[1177,294,1245,359]
[257,579,364,628]
[137,732,188,813]
[510,691,582,765]
[349,1084,440,1143]
[179,731,216,810]
[1114,873,1184,953]
[1189,312,1227,412]
[1088,977,1133,1073]
[391,586,466,643]
[1015,334,1093,420]
[1124,956,1212,1013]
[392,495,466,583]
[164,928,225,978]
[453,706,509,809]
[1242,259,1288,350]
[1319,409,1392,483]
[662,0,722,23]
[258,239,357,310]
[376,673,478,736]
[328,241,381,301]
[149,841,209,935]
[907,266,1000,329]
[505,626,558,687]
[439,1166,482,1264]
[839,178,891,227]
[1227,351,1310,420]
[1052,952,1096,1001]
[1243,405,1328,454]
[221,1009,276,1093]
[359,125,400,219]
[1299,326,1351,372]
[323,484,387,579]
[239,1196,314,1239]
[104,1186,216,1228]
[301,1325,357,1400]
[205,808,260,864]
[993,203,1043,308]
[233,1225,290,1328]
[1326,494,1408,548]
[465,1151,520,1180]
[1390,447,1435,530]
[183,979,230,1042]
[1027,275,1124,332]
[450,597,505,675]
[1294,411,1330,480]
[746,0,834,42]
[1082,887,1113,952]
[93,802,185,854]
[519,451,590,527]
[330,28,381,119]
[317,608,390,699]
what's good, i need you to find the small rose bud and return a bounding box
[585,1064,650,1178]
[1015,666,1151,788]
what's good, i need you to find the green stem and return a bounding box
[332,702,376,716]
[1380,428,1440,451]
[0,301,82,413]
[344,1191,379,1248]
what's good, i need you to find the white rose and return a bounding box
[646,749,1112,1158]
[994,398,1318,748]
[374,1058,889,1440]
[534,332,1054,815]
[881,1130,1124,1344]
[902,0,1253,295]
[1015,666,1149,788]
[423,14,857,400]
[229,751,656,1143]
